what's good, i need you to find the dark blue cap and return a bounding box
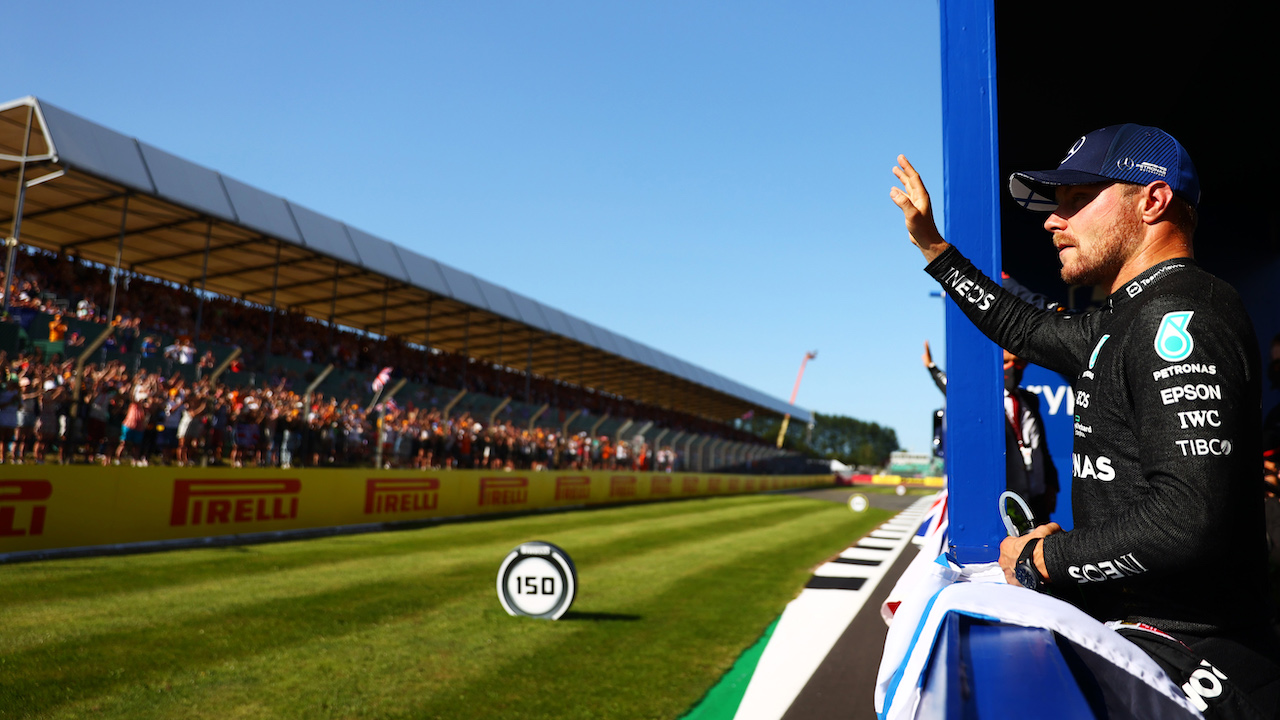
[1009,124,1200,212]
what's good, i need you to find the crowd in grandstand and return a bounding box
[1,248,764,469]
[0,350,686,470]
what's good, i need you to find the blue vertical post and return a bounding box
[940,0,1005,562]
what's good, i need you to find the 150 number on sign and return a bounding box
[514,576,558,595]
[497,542,577,620]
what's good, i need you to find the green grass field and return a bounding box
[0,492,890,720]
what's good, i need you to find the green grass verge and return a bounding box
[677,617,777,720]
[0,494,890,720]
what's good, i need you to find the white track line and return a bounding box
[854,537,900,549]
[732,496,934,720]
[839,547,892,561]
[813,562,880,578]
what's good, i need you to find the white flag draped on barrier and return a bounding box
[881,489,948,625]
[872,490,1203,720]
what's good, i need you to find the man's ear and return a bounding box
[1139,181,1175,224]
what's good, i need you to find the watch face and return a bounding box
[1015,563,1039,590]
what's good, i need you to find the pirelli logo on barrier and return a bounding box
[651,476,671,495]
[554,476,591,501]
[169,479,301,526]
[682,476,699,494]
[744,478,756,492]
[0,480,52,537]
[480,477,528,506]
[364,478,439,515]
[728,477,741,492]
[609,476,637,498]
[707,477,722,493]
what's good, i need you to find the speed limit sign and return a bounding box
[497,541,577,620]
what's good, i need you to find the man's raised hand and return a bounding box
[890,155,949,262]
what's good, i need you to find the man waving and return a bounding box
[892,124,1279,718]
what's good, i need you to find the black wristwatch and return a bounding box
[1015,538,1045,592]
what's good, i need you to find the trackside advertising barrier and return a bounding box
[868,475,946,488]
[0,469,829,559]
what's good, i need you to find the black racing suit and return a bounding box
[927,246,1280,716]
[927,245,1268,629]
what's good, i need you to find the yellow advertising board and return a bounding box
[0,468,830,559]
[868,474,946,488]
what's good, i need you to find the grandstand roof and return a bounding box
[0,96,811,424]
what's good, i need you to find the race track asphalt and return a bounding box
[779,486,925,719]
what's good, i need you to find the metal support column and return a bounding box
[667,430,684,453]
[208,347,243,386]
[376,279,391,372]
[423,298,433,349]
[1,105,34,319]
[442,389,467,416]
[70,325,117,417]
[264,240,282,368]
[589,413,609,438]
[379,279,390,343]
[561,409,581,437]
[652,427,669,450]
[461,311,471,387]
[615,419,633,444]
[192,219,209,338]
[488,397,511,426]
[708,439,724,471]
[525,340,534,403]
[695,436,711,472]
[527,403,549,431]
[327,261,340,350]
[303,364,335,408]
[651,428,669,471]
[105,194,130,325]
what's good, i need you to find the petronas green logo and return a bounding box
[1154,311,1195,362]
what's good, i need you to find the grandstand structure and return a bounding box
[0,95,812,470]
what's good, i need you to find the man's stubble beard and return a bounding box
[1057,198,1144,288]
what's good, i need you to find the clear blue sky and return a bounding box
[4,1,947,453]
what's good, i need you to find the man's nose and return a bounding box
[1044,212,1066,234]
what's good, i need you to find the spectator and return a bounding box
[922,340,1059,522]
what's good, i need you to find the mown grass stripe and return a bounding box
[0,494,888,720]
[1,497,806,651]
[35,502,850,719]
[401,505,886,719]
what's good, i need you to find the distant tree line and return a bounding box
[738,412,899,468]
